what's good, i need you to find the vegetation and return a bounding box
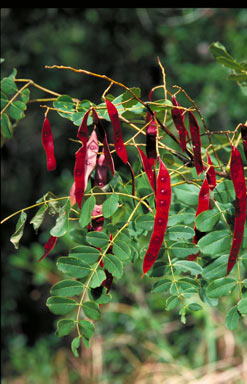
[1,8,247,383]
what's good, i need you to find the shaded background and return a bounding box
[1,8,247,383]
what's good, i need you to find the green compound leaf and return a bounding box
[10,211,27,249]
[226,306,240,331]
[46,296,78,315]
[56,319,76,337]
[207,277,236,298]
[57,257,92,279]
[82,301,100,320]
[50,279,84,297]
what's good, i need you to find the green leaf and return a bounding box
[71,336,81,358]
[198,230,231,256]
[86,231,109,248]
[170,242,199,259]
[112,240,131,261]
[152,279,171,293]
[207,277,236,298]
[69,245,100,264]
[30,204,48,232]
[166,295,179,310]
[103,253,123,279]
[1,77,18,95]
[90,269,106,288]
[79,320,95,339]
[195,209,221,232]
[53,95,75,120]
[50,200,70,237]
[8,100,26,120]
[57,257,92,279]
[135,214,154,231]
[121,87,141,108]
[214,180,235,203]
[166,225,194,242]
[89,286,112,304]
[237,298,247,315]
[187,303,203,311]
[56,319,75,337]
[226,306,240,330]
[82,301,100,320]
[202,255,228,280]
[50,279,84,297]
[102,194,119,218]
[210,42,233,60]
[173,260,203,276]
[227,73,247,82]
[10,211,27,249]
[216,56,244,71]
[46,296,78,315]
[1,113,12,139]
[174,184,200,207]
[79,195,96,228]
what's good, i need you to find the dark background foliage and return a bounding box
[1,8,247,383]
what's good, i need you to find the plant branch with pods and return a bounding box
[1,51,247,356]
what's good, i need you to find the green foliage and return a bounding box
[1,39,247,364]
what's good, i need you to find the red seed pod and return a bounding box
[77,109,90,143]
[137,147,156,194]
[73,110,91,209]
[226,146,247,275]
[142,157,171,276]
[92,108,115,175]
[171,96,189,152]
[206,151,217,191]
[105,98,128,164]
[187,176,210,261]
[38,235,57,262]
[41,116,56,171]
[84,130,99,189]
[74,145,86,209]
[188,111,203,175]
[145,110,157,162]
[240,123,247,161]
